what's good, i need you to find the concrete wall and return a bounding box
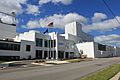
[94,42,115,58]
[57,35,66,51]
[0,22,16,39]
[0,50,20,58]
[65,33,83,43]
[115,47,120,57]
[78,32,93,42]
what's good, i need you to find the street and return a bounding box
[0,57,120,80]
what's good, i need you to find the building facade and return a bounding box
[0,21,120,60]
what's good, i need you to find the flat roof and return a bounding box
[0,39,20,44]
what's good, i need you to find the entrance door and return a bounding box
[65,52,69,59]
[58,51,64,59]
[36,50,42,59]
[44,51,48,59]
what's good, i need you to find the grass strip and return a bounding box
[80,64,120,80]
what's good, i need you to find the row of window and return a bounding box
[0,42,20,51]
[36,50,56,59]
[36,38,56,48]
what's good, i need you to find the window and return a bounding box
[44,40,49,47]
[98,44,106,51]
[51,40,56,47]
[36,38,43,47]
[36,50,42,59]
[44,51,48,59]
[0,42,20,51]
[44,40,56,48]
[26,45,31,51]
[49,40,51,48]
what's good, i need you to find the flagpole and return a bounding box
[46,22,54,60]
[48,28,49,60]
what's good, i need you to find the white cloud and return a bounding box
[26,4,40,15]
[83,16,120,32]
[27,20,40,29]
[39,0,73,5]
[94,34,120,47]
[39,13,87,28]
[0,0,27,14]
[92,13,107,22]
[95,34,120,42]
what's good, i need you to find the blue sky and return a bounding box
[1,0,120,47]
[17,0,120,33]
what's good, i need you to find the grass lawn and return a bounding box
[80,64,120,80]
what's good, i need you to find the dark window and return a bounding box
[58,51,64,59]
[36,50,42,59]
[44,51,48,59]
[98,44,106,51]
[36,38,43,47]
[0,42,20,51]
[51,40,56,47]
[49,40,51,48]
[65,52,69,58]
[26,45,31,51]
[0,56,20,61]
[45,40,56,48]
[44,40,49,47]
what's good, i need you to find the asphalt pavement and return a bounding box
[0,57,120,80]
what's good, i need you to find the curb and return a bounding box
[110,72,120,80]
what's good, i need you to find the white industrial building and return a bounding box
[0,17,120,60]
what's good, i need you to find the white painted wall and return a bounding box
[65,21,82,36]
[0,40,35,59]
[14,30,38,42]
[76,42,95,58]
[65,21,93,42]
[20,40,35,59]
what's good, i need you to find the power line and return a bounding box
[102,0,120,25]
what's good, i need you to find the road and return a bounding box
[0,57,120,80]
